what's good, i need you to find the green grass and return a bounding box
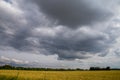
[0,70,120,80]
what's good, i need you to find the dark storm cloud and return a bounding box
[36,27,110,60]
[4,0,12,4]
[9,29,31,51]
[32,0,112,28]
[0,0,118,61]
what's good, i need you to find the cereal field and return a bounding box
[0,70,120,80]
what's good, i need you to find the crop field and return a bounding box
[0,70,120,80]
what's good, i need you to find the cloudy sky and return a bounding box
[0,0,120,69]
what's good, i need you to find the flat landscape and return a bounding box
[1,0,120,80]
[0,70,120,80]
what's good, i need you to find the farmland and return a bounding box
[0,70,120,80]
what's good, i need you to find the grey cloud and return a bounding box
[36,27,110,60]
[9,29,31,51]
[0,56,29,66]
[115,48,120,56]
[0,0,119,61]
[32,0,112,28]
[4,0,12,4]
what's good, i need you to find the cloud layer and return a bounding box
[33,0,112,28]
[0,0,120,64]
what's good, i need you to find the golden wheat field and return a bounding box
[0,70,120,80]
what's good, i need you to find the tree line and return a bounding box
[0,64,119,71]
[89,66,111,70]
[0,65,83,71]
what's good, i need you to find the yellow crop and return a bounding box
[0,70,120,80]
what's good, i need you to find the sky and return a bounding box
[0,0,120,69]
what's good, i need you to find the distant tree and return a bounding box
[90,66,111,71]
[106,66,110,70]
[2,65,13,69]
[76,68,83,71]
[90,67,95,70]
